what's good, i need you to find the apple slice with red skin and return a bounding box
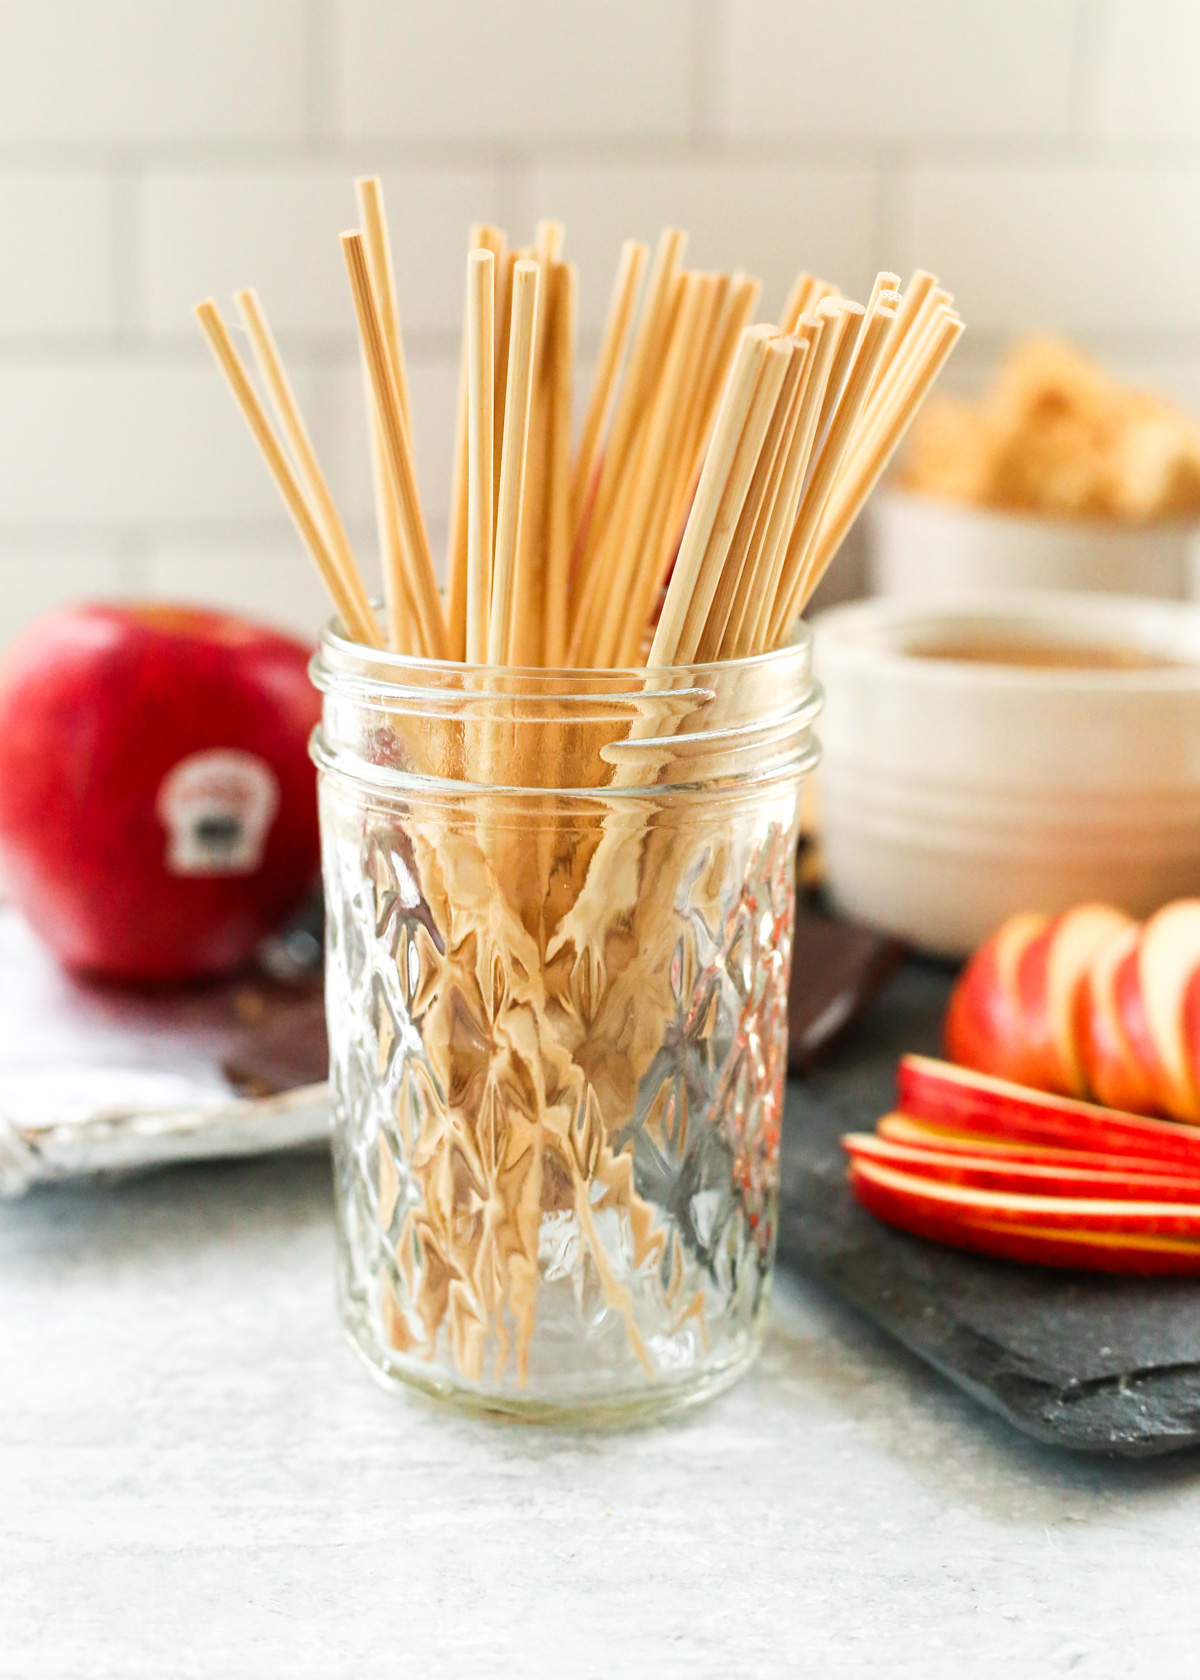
[854,1155,1200,1236]
[944,911,1049,1087]
[865,1118,1200,1179]
[843,1130,1200,1202]
[876,1112,1184,1175]
[1078,921,1162,1117]
[849,1157,1200,1274]
[1123,900,1200,1122]
[896,1055,1200,1168]
[1185,963,1200,1125]
[1012,904,1133,1097]
[850,1161,1200,1275]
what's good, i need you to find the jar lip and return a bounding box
[311,609,812,695]
[310,724,821,802]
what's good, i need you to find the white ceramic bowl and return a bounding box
[868,486,1196,600]
[813,591,1200,956]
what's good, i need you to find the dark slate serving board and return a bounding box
[777,958,1200,1458]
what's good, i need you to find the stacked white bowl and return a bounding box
[869,487,1198,601]
[813,591,1200,956]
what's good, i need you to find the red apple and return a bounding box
[0,603,321,983]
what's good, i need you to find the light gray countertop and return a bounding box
[3,1149,1198,1678]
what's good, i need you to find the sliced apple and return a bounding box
[1112,939,1172,1107]
[851,1163,1200,1275]
[1185,964,1200,1126]
[849,1157,1200,1274]
[1132,900,1200,1122]
[1019,904,1133,1097]
[864,1117,1199,1177]
[943,911,1049,1087]
[896,1055,1200,1166]
[1078,921,1162,1117]
[843,1130,1200,1202]
[876,1112,1180,1174]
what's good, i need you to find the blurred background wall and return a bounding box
[0,0,1195,641]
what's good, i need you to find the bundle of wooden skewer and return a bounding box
[194,180,963,1386]
[195,178,962,673]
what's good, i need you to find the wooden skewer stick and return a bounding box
[865,270,901,320]
[770,301,896,640]
[616,271,732,667]
[738,312,836,656]
[491,248,519,528]
[544,261,577,667]
[536,218,565,264]
[466,249,495,666]
[195,299,381,648]
[587,270,708,669]
[768,303,899,645]
[354,180,429,654]
[488,260,540,665]
[812,299,863,445]
[566,260,689,665]
[341,231,449,660]
[448,224,505,661]
[366,411,423,655]
[880,286,953,408]
[690,273,762,460]
[674,334,792,665]
[508,222,564,667]
[573,228,687,603]
[853,297,954,471]
[355,177,414,438]
[706,333,810,662]
[692,285,803,658]
[873,269,936,389]
[809,312,965,589]
[780,272,815,333]
[232,286,381,646]
[570,239,647,547]
[649,325,775,669]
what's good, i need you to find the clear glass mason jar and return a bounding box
[310,624,821,1424]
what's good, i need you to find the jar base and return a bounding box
[341,1300,768,1429]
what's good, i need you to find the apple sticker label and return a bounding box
[157,749,280,877]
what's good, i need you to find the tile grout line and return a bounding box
[303,0,338,147]
[108,154,145,345]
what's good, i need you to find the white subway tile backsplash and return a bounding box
[0,0,1198,622]
[333,0,692,138]
[0,536,128,649]
[0,176,112,335]
[0,361,315,523]
[1101,0,1200,140]
[0,1,306,143]
[530,167,879,331]
[908,168,1200,333]
[725,0,1080,138]
[144,170,505,339]
[145,536,338,641]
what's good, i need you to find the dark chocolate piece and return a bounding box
[787,905,905,1073]
[222,991,329,1097]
